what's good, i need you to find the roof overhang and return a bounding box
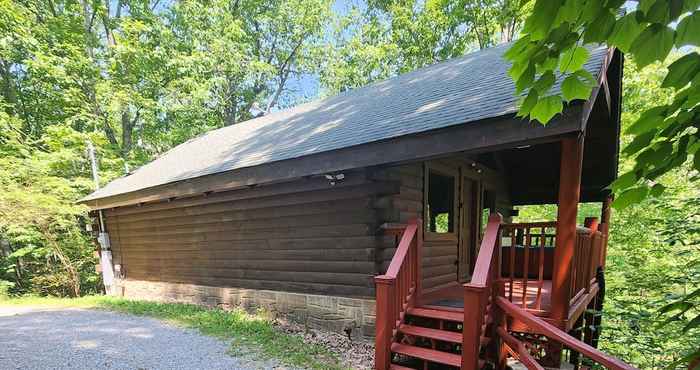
[82,104,588,210]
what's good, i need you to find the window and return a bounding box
[427,170,455,233]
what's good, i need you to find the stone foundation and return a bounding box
[113,279,376,339]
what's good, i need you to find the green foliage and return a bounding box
[320,0,531,93]
[0,280,14,298]
[508,1,700,213]
[0,0,334,297]
[515,58,700,370]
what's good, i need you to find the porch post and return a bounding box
[551,136,584,323]
[601,195,612,225]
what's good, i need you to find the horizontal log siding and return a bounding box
[371,156,512,292]
[369,163,456,291]
[104,170,398,298]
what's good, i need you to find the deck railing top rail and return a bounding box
[470,213,503,287]
[382,221,419,279]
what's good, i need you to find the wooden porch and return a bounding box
[416,220,607,329]
[374,139,636,370]
[375,215,630,370]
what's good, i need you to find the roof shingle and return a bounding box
[83,43,608,202]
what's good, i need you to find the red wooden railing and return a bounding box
[461,216,627,370]
[463,213,503,370]
[570,219,606,307]
[494,296,638,370]
[501,222,557,311]
[375,219,422,370]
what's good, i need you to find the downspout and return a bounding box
[87,141,116,295]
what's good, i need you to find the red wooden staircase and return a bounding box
[375,215,639,370]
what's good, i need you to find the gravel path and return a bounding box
[0,306,286,370]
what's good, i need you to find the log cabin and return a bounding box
[82,43,635,369]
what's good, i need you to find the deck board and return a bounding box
[421,280,553,314]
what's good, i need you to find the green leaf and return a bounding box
[509,60,530,81]
[533,70,555,93]
[627,106,668,135]
[610,171,639,191]
[682,0,700,13]
[684,314,700,333]
[676,11,700,47]
[608,11,645,53]
[561,74,592,101]
[522,0,560,41]
[645,0,670,24]
[581,0,603,22]
[516,64,536,93]
[659,300,693,314]
[559,46,589,73]
[649,183,666,197]
[554,0,584,25]
[670,0,683,20]
[638,0,656,15]
[613,186,649,210]
[530,95,563,124]
[583,11,616,44]
[518,89,539,117]
[574,69,596,85]
[504,36,532,61]
[662,52,700,89]
[630,24,675,68]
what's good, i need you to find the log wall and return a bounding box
[104,169,397,299]
[371,157,511,292]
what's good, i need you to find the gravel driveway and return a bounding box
[0,306,286,370]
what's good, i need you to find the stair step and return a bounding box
[391,343,462,367]
[407,307,464,322]
[389,364,416,370]
[399,324,462,343]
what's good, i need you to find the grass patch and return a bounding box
[0,295,347,370]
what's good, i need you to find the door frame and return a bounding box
[458,166,483,282]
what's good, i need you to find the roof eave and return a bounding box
[80,107,587,211]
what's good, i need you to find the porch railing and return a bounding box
[501,222,557,311]
[374,219,422,370]
[462,216,627,370]
[570,219,607,307]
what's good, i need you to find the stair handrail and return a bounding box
[495,296,638,370]
[375,218,422,370]
[462,213,503,370]
[470,213,503,287]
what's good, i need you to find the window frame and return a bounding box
[423,162,459,241]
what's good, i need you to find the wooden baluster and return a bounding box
[522,227,531,309]
[509,229,516,301]
[536,226,546,310]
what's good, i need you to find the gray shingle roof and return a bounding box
[83,43,609,202]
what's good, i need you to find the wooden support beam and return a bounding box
[551,136,584,323]
[601,195,612,225]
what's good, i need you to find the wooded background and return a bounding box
[0,0,697,368]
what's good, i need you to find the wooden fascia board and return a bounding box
[82,106,584,211]
[581,47,617,132]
